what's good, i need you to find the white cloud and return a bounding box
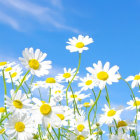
[0,0,80,33]
[0,11,20,30]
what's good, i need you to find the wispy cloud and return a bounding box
[0,0,80,33]
[0,11,19,30]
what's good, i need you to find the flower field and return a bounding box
[0,35,140,140]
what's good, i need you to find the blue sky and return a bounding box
[0,0,140,138]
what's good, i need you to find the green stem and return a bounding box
[38,125,42,140]
[69,82,81,116]
[65,53,81,106]
[61,127,77,135]
[15,70,30,93]
[38,88,42,101]
[9,72,14,89]
[47,128,54,140]
[88,90,102,134]
[49,87,51,103]
[105,86,111,109]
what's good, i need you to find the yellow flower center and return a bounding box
[5,67,12,72]
[70,94,78,98]
[134,75,140,80]
[83,102,90,107]
[76,42,85,48]
[47,123,51,128]
[133,101,140,106]
[77,135,85,140]
[97,71,109,81]
[40,104,51,115]
[0,128,5,134]
[107,110,116,117]
[77,124,85,132]
[13,100,23,109]
[57,114,65,120]
[0,107,5,113]
[85,80,93,85]
[34,83,38,86]
[55,90,61,94]
[41,101,46,104]
[63,73,71,78]
[117,121,128,128]
[15,122,25,132]
[0,62,7,66]
[46,77,56,83]
[28,59,40,70]
[11,72,17,78]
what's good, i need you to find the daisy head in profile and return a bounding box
[66,35,94,53]
[126,73,140,88]
[86,61,120,90]
[19,48,52,77]
[5,114,36,140]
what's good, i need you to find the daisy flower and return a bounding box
[66,35,94,53]
[19,48,52,77]
[5,114,36,140]
[32,98,63,128]
[83,99,94,108]
[56,67,78,83]
[5,65,23,83]
[0,61,15,70]
[99,104,122,125]
[57,106,74,126]
[126,73,140,88]
[42,77,61,89]
[5,89,32,115]
[31,81,44,91]
[116,120,136,132]
[78,74,98,91]
[67,91,91,103]
[110,131,134,140]
[86,61,120,90]
[126,97,140,110]
[71,116,89,133]
[15,74,31,86]
[0,107,6,119]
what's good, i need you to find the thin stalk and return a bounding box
[65,53,81,106]
[15,70,30,93]
[52,127,59,139]
[47,128,55,140]
[38,88,42,101]
[9,72,14,89]
[69,82,81,116]
[88,90,102,134]
[49,87,51,103]
[105,86,111,109]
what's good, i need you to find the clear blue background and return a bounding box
[0,0,140,139]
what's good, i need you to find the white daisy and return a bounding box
[71,116,89,133]
[31,98,63,128]
[0,107,5,119]
[56,106,74,126]
[15,74,31,86]
[56,67,78,83]
[126,97,140,110]
[110,131,134,140]
[66,35,94,53]
[86,61,120,90]
[99,104,122,125]
[83,99,94,108]
[42,77,61,89]
[31,81,44,91]
[78,74,98,91]
[68,91,91,103]
[5,89,32,115]
[126,73,140,88]
[19,48,52,77]
[0,61,15,70]
[5,65,23,83]
[5,114,36,140]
